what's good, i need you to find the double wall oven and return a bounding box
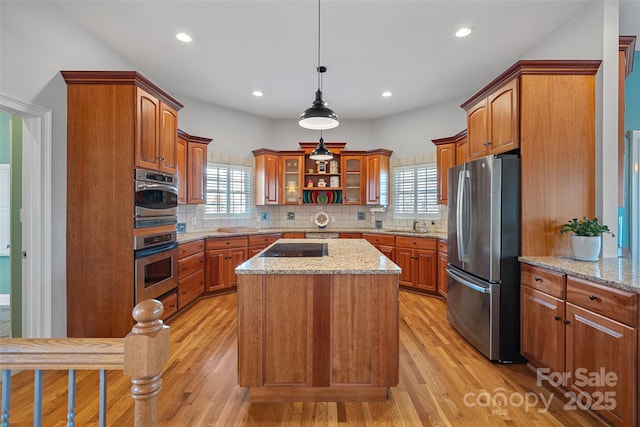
[133,169,179,304]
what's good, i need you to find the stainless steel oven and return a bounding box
[134,230,178,303]
[134,168,178,228]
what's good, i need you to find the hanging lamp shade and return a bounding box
[309,136,333,160]
[299,89,339,130]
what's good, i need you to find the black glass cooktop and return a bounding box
[259,242,328,257]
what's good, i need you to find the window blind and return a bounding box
[393,164,438,215]
[205,163,251,216]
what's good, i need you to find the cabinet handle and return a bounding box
[483,141,492,147]
[554,315,561,321]
[534,276,542,282]
[588,295,598,301]
[564,320,571,325]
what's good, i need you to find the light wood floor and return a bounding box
[4,291,606,426]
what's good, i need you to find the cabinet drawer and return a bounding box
[248,233,281,247]
[206,236,248,250]
[178,270,204,309]
[282,232,305,239]
[566,276,637,327]
[158,291,178,321]
[178,239,204,259]
[521,264,565,299]
[396,236,437,250]
[340,232,362,239]
[438,240,447,253]
[178,252,205,278]
[362,233,395,247]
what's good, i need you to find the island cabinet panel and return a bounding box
[237,272,399,402]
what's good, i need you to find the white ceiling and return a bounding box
[50,0,637,121]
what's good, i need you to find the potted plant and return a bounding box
[560,217,614,261]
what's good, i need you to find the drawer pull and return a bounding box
[554,315,561,321]
[564,320,571,325]
[588,294,597,301]
[534,276,542,282]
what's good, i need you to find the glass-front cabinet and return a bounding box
[342,154,364,204]
[281,154,303,205]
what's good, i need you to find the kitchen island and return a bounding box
[235,238,401,402]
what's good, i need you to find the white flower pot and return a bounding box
[571,235,601,262]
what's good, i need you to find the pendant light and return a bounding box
[299,0,339,131]
[310,131,333,161]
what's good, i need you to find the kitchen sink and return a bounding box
[260,242,328,257]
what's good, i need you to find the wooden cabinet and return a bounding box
[248,233,281,257]
[395,236,437,293]
[432,130,466,205]
[62,71,183,338]
[520,263,638,427]
[205,236,248,292]
[178,239,205,309]
[463,60,600,256]
[177,129,212,205]
[437,240,448,298]
[282,232,305,239]
[158,291,178,322]
[342,154,364,204]
[456,133,469,165]
[253,149,279,205]
[340,232,362,239]
[465,78,519,160]
[281,154,304,205]
[362,233,395,261]
[135,86,179,174]
[365,150,392,206]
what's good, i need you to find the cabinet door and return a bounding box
[395,247,413,287]
[254,152,279,205]
[436,143,456,204]
[365,153,390,205]
[226,247,248,288]
[205,250,226,291]
[456,135,468,165]
[520,285,565,374]
[135,86,161,170]
[413,249,437,292]
[187,142,208,204]
[565,303,635,427]
[378,245,395,262]
[281,155,303,204]
[437,250,448,298]
[487,79,519,155]
[342,155,363,204]
[467,99,488,160]
[178,270,204,309]
[159,102,178,174]
[176,136,187,204]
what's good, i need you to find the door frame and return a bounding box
[0,94,52,338]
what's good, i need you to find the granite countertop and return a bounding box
[519,256,640,293]
[235,239,402,275]
[176,227,448,244]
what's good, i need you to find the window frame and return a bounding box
[392,163,440,219]
[203,161,252,219]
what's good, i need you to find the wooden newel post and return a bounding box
[123,299,170,426]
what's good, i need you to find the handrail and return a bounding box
[0,299,170,426]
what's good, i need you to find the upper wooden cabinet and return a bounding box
[253,148,280,206]
[280,153,304,205]
[135,86,179,174]
[462,60,601,256]
[432,130,466,205]
[61,70,183,337]
[177,129,212,205]
[464,78,519,160]
[365,149,392,206]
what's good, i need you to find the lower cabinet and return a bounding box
[362,233,395,261]
[395,236,437,293]
[437,240,448,298]
[205,236,248,292]
[520,263,638,427]
[339,232,362,239]
[158,291,178,321]
[177,239,205,309]
[248,233,281,257]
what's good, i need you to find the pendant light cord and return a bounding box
[317,0,322,91]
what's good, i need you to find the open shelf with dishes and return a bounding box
[302,189,343,204]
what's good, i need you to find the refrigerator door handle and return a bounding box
[456,169,471,263]
[446,268,490,294]
[455,170,466,262]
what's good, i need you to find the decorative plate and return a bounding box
[314,211,329,228]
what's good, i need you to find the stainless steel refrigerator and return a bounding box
[446,154,522,362]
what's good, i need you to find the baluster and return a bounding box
[124,299,170,427]
[99,370,107,427]
[34,369,43,427]
[2,370,10,427]
[67,369,76,427]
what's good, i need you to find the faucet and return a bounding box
[412,219,419,232]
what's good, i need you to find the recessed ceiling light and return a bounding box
[455,27,473,38]
[252,90,263,97]
[382,91,392,98]
[176,32,192,43]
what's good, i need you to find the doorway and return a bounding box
[0,94,52,338]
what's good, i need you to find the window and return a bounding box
[393,164,438,217]
[205,162,251,217]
